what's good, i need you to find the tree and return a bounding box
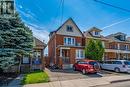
[85,39,104,61]
[0,13,33,71]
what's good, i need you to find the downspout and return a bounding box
[55,33,56,65]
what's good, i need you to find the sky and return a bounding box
[15,0,130,54]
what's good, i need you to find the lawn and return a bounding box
[21,70,49,85]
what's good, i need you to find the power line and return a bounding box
[60,0,64,25]
[94,0,130,13]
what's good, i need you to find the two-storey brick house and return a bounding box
[84,27,130,60]
[105,32,130,60]
[48,18,85,69]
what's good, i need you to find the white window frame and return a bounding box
[76,49,85,59]
[124,44,129,50]
[92,31,100,36]
[66,25,73,32]
[23,56,29,64]
[64,37,75,46]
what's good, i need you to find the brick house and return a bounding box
[105,32,130,60]
[84,27,130,60]
[48,18,85,69]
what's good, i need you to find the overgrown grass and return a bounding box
[21,70,49,85]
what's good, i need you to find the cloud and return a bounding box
[19,5,23,9]
[16,5,40,23]
[28,24,49,44]
[102,18,130,29]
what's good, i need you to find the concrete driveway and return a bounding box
[46,68,129,82]
[45,68,102,82]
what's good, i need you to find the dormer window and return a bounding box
[115,35,126,41]
[95,31,99,35]
[91,31,100,37]
[66,25,73,32]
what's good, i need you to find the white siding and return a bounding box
[56,20,82,37]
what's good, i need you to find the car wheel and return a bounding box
[114,68,120,73]
[82,69,86,75]
[73,66,76,71]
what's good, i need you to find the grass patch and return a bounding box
[21,70,49,85]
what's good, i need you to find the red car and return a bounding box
[73,60,100,74]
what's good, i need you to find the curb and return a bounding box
[110,79,130,83]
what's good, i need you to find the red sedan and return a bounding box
[73,60,100,74]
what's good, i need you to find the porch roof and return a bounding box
[56,45,85,49]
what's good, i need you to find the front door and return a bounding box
[62,49,71,69]
[62,49,70,64]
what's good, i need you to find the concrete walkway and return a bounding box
[23,75,130,87]
[2,74,24,87]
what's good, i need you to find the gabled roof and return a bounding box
[87,27,102,32]
[83,27,108,40]
[49,18,84,37]
[105,32,130,43]
[33,37,47,49]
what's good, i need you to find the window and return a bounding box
[23,57,29,64]
[76,50,85,59]
[95,32,99,35]
[33,51,41,64]
[125,45,129,50]
[78,61,88,64]
[113,61,122,64]
[64,37,75,45]
[66,25,73,32]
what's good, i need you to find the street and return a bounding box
[95,81,130,87]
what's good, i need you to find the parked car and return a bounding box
[73,60,100,74]
[100,60,130,73]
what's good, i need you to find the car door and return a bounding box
[107,61,114,70]
[75,61,82,70]
[102,61,110,70]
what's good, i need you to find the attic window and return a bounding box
[95,32,99,35]
[66,25,73,32]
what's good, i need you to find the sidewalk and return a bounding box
[2,74,24,87]
[23,75,130,87]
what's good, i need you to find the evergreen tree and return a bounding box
[85,39,104,61]
[0,14,33,71]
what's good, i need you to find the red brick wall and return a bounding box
[55,34,84,46]
[48,34,84,66]
[48,34,56,65]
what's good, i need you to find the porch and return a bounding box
[104,52,130,60]
[57,47,73,69]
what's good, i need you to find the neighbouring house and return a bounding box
[48,18,85,69]
[84,27,130,60]
[105,32,130,60]
[20,37,46,73]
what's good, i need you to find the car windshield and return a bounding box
[124,61,130,65]
[89,61,98,65]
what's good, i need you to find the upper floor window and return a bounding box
[64,37,75,45]
[66,25,73,32]
[95,31,99,35]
